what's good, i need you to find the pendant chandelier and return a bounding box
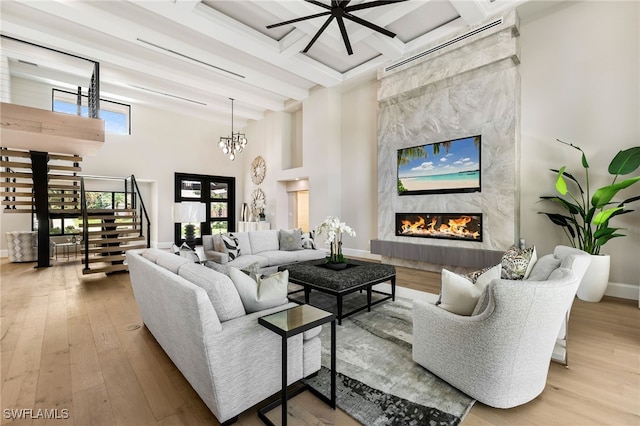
[218,98,247,161]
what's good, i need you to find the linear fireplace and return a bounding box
[396,213,482,242]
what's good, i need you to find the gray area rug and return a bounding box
[292,289,475,426]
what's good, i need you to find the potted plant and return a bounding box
[539,140,640,301]
[314,216,356,269]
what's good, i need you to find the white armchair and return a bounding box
[412,246,590,409]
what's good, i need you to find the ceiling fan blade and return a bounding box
[266,11,330,29]
[336,16,353,55]
[303,16,335,53]
[343,12,396,38]
[304,0,332,11]
[345,0,409,13]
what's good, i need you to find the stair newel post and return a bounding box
[80,177,89,272]
[30,151,50,268]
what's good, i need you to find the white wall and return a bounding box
[519,1,639,294]
[1,77,245,249]
[242,83,377,256]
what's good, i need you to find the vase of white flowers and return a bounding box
[314,216,356,268]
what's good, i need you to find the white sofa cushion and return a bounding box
[249,230,279,254]
[178,262,246,321]
[155,250,192,274]
[295,249,327,262]
[229,267,289,313]
[229,254,270,269]
[261,250,300,266]
[141,248,164,263]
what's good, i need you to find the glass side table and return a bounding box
[258,304,336,426]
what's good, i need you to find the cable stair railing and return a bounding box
[80,174,150,275]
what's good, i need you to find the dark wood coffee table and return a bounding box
[279,259,396,325]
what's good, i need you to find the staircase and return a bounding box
[80,207,147,274]
[1,147,150,274]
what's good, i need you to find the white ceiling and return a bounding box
[0,0,533,127]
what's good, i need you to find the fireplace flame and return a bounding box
[399,215,480,240]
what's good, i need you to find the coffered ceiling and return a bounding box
[0,0,533,127]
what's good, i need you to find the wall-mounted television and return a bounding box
[397,135,481,196]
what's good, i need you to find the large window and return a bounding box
[174,173,235,246]
[52,89,131,135]
[44,190,130,236]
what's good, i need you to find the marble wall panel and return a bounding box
[377,12,521,261]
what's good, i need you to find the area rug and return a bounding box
[292,287,475,426]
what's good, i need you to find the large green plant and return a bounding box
[539,140,640,255]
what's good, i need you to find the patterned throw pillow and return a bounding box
[500,245,537,280]
[177,242,201,263]
[221,234,241,260]
[279,229,303,251]
[301,231,316,249]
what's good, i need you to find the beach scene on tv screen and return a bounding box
[398,135,480,194]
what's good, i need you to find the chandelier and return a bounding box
[218,98,247,161]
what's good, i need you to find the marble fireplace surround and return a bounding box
[373,10,520,272]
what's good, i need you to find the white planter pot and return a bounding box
[576,254,610,302]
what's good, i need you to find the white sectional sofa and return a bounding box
[202,229,326,275]
[126,248,322,425]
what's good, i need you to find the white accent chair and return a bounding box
[412,246,590,408]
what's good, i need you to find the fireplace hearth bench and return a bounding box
[279,259,396,325]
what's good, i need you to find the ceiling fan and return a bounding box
[267,0,408,55]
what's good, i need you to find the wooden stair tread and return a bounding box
[82,243,146,253]
[48,164,81,172]
[86,236,145,244]
[48,174,81,181]
[2,200,33,206]
[82,263,129,275]
[82,221,140,227]
[0,160,31,169]
[0,149,82,162]
[0,171,32,179]
[84,229,140,236]
[1,208,32,213]
[86,254,127,263]
[87,208,137,214]
[1,191,33,197]
[2,182,33,188]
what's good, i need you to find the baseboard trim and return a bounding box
[343,248,381,262]
[605,282,639,301]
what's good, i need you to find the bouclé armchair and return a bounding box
[412,247,590,408]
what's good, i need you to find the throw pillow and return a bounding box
[279,229,303,251]
[438,264,501,316]
[301,231,316,249]
[527,254,562,281]
[177,242,200,263]
[500,245,537,280]
[228,267,289,313]
[221,234,241,260]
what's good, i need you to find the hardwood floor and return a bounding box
[1,258,638,425]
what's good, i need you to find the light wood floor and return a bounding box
[1,257,638,425]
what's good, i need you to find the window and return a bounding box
[44,190,130,236]
[174,173,235,246]
[52,89,131,135]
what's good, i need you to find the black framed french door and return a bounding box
[174,172,235,246]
